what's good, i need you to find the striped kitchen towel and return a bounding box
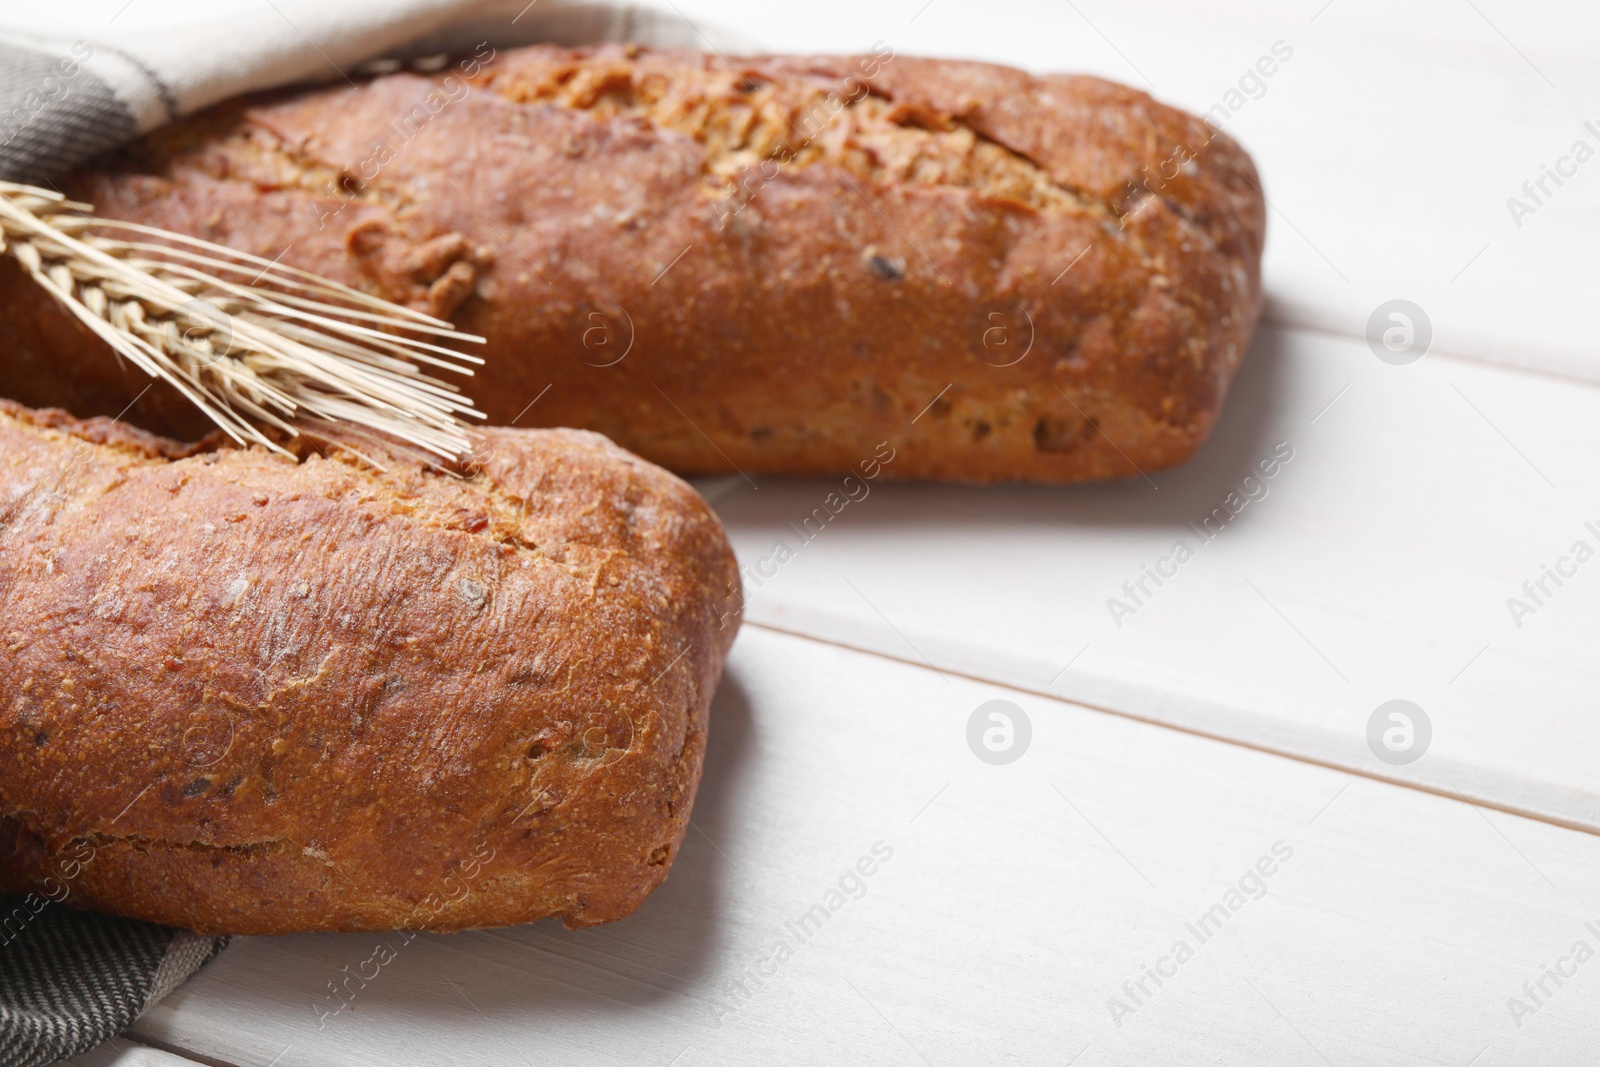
[0,896,225,1067]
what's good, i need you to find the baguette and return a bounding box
[0,399,741,934]
[0,44,1265,483]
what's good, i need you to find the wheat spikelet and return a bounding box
[0,180,485,460]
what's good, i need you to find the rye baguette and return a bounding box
[0,44,1264,483]
[0,399,740,934]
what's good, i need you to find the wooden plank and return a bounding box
[706,321,1600,830]
[134,628,1600,1066]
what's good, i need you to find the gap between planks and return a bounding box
[1262,307,1600,391]
[743,618,1600,840]
[62,1036,229,1067]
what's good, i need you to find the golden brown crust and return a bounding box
[0,44,1264,483]
[0,399,741,934]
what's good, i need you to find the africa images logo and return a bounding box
[966,700,1031,765]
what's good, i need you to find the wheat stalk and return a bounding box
[0,180,485,460]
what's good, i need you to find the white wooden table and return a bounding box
[58,0,1600,1063]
